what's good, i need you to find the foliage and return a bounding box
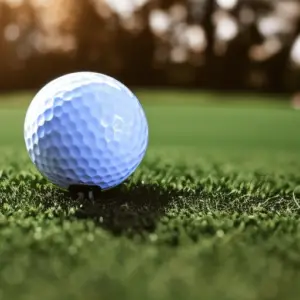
[0,0,300,92]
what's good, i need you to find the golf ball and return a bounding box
[24,72,148,190]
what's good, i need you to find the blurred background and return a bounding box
[0,0,300,97]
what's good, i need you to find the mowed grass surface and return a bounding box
[0,91,300,300]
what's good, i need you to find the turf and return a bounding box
[0,91,299,300]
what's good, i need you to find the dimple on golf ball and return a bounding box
[24,72,149,190]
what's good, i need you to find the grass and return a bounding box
[0,91,300,300]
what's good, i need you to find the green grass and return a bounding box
[0,91,300,300]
